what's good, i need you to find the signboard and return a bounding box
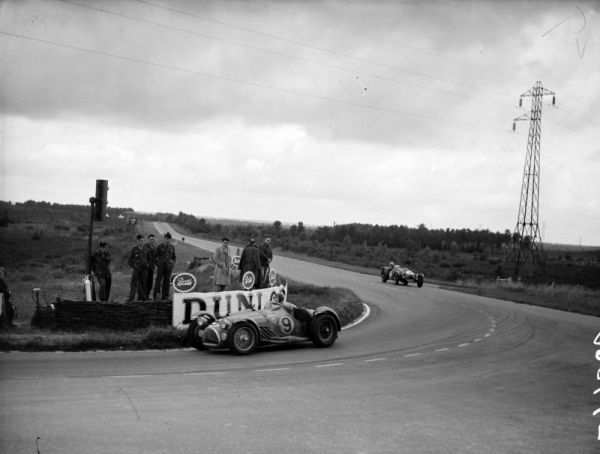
[172,284,287,328]
[241,271,255,290]
[172,272,197,293]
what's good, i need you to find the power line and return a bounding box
[0,29,508,133]
[58,0,512,109]
[133,0,506,97]
[249,0,514,80]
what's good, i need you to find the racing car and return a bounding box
[380,263,424,287]
[186,298,341,355]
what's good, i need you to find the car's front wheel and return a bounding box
[229,322,259,355]
[381,269,388,283]
[311,314,338,348]
[186,314,215,350]
[417,275,424,288]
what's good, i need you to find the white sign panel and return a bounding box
[172,284,287,328]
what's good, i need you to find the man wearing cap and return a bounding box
[239,238,261,290]
[143,234,157,299]
[127,234,149,302]
[212,237,231,292]
[153,232,176,300]
[91,241,112,301]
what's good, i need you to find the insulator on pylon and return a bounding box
[519,97,522,108]
[552,96,555,106]
[512,121,516,131]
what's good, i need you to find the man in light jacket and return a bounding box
[212,237,231,292]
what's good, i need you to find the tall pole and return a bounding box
[511,81,555,277]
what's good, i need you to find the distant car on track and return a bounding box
[186,298,341,355]
[380,263,424,287]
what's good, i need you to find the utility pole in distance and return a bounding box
[511,81,555,277]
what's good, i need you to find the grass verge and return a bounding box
[0,282,364,352]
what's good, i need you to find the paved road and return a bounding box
[1,223,598,453]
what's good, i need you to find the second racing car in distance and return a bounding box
[380,262,424,287]
[186,297,342,355]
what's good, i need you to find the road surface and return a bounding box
[1,223,598,453]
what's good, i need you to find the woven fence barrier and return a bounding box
[32,299,172,331]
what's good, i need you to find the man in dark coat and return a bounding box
[143,234,156,299]
[258,236,273,288]
[91,241,112,301]
[0,266,17,327]
[127,234,149,302]
[238,238,261,290]
[153,232,176,300]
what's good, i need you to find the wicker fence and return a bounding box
[32,298,172,331]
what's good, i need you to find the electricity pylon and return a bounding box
[511,81,555,277]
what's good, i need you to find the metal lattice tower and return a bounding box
[511,81,555,277]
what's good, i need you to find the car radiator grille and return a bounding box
[203,328,220,346]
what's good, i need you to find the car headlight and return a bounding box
[219,319,232,329]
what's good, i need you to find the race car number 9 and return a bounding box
[279,316,295,334]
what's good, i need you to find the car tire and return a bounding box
[417,275,424,288]
[229,322,259,355]
[186,318,207,350]
[311,314,338,348]
[381,269,388,283]
[394,274,400,285]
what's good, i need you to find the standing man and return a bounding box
[127,234,148,302]
[259,236,273,288]
[239,238,261,290]
[143,234,156,299]
[91,241,112,301]
[0,266,16,327]
[212,237,231,292]
[154,232,176,300]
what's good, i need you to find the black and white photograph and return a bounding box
[1,0,599,452]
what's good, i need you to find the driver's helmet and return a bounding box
[389,261,395,267]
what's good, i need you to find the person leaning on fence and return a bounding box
[153,232,176,300]
[91,241,112,301]
[127,234,149,302]
[259,236,273,288]
[239,238,261,290]
[212,237,231,292]
[0,266,17,328]
[143,234,157,298]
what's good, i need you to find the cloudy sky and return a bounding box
[1,0,599,245]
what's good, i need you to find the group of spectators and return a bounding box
[90,231,274,302]
[212,236,273,292]
[90,231,176,302]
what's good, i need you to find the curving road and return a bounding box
[1,223,598,453]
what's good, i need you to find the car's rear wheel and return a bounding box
[394,274,400,285]
[311,314,338,348]
[229,322,258,355]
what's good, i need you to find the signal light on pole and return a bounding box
[94,179,108,222]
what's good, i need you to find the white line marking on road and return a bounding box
[184,372,227,376]
[316,363,344,368]
[458,343,470,347]
[484,333,491,337]
[109,374,153,379]
[404,353,422,357]
[255,368,291,372]
[364,358,387,362]
[474,338,482,342]
[435,348,449,352]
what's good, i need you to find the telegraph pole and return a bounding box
[511,81,555,277]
